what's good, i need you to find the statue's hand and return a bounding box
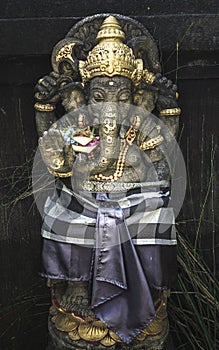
[39,129,75,172]
[153,73,178,111]
[35,72,60,104]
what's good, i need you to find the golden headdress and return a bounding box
[79,16,155,86]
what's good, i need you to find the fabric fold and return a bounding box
[91,194,156,343]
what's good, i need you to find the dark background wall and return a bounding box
[0,1,219,349]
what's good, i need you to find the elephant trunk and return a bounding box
[95,103,120,171]
[74,103,122,177]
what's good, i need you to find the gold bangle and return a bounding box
[142,69,155,85]
[47,168,73,178]
[140,134,164,150]
[34,102,56,112]
[160,108,181,116]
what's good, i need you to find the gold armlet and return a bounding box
[47,168,73,178]
[160,108,181,116]
[142,69,155,85]
[34,102,56,112]
[140,135,164,150]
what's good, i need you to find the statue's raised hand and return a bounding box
[39,129,75,173]
[153,73,178,111]
[35,72,60,104]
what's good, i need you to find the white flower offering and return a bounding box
[62,126,100,153]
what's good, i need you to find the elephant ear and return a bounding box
[127,36,161,74]
[51,38,83,80]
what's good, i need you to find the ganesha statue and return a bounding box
[34,14,181,350]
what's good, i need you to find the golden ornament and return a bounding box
[100,334,116,347]
[54,313,78,332]
[78,320,108,342]
[79,16,154,86]
[68,329,81,341]
[135,331,147,341]
[109,330,123,343]
[142,318,163,336]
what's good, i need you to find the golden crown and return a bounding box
[79,16,155,86]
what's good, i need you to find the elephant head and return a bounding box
[65,72,160,184]
[87,76,132,173]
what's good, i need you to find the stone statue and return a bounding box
[34,14,181,350]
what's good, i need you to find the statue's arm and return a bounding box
[35,110,58,137]
[133,75,181,176]
[34,72,61,137]
[153,74,181,139]
[34,72,76,176]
